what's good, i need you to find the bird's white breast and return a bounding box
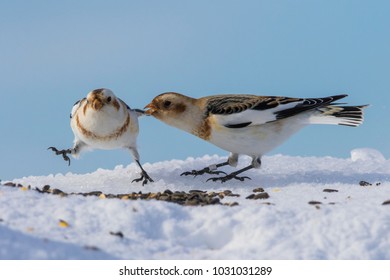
[71,103,138,150]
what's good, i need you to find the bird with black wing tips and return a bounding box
[49,88,153,186]
[145,92,367,183]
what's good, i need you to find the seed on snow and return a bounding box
[59,219,69,228]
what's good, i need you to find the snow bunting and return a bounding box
[145,92,367,183]
[49,88,153,185]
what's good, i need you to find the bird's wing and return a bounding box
[70,98,86,119]
[133,109,146,117]
[118,98,145,117]
[207,94,348,128]
[118,98,131,111]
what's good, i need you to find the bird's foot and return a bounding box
[48,147,72,166]
[132,171,154,186]
[180,166,227,177]
[207,173,251,183]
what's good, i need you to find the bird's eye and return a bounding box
[163,100,172,108]
[107,97,112,102]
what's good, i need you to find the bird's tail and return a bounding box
[309,105,368,127]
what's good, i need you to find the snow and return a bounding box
[351,148,387,163]
[1,148,390,260]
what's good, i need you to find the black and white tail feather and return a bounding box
[294,95,367,127]
[267,94,366,127]
[310,104,367,127]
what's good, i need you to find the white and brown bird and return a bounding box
[49,88,153,185]
[145,92,367,183]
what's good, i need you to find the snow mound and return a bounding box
[351,148,386,163]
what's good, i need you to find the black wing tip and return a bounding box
[329,94,348,102]
[134,109,146,114]
[73,97,86,106]
[117,98,132,110]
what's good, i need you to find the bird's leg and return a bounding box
[207,157,261,183]
[180,161,229,177]
[48,141,85,166]
[47,147,72,166]
[132,160,154,186]
[207,164,254,183]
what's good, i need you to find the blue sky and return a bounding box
[1,0,389,180]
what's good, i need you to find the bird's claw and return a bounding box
[207,174,252,183]
[48,147,72,166]
[132,171,154,186]
[180,168,227,177]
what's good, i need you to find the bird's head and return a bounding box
[144,92,191,120]
[86,88,120,111]
[144,92,204,134]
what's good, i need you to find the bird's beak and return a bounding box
[87,93,104,111]
[144,102,157,115]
